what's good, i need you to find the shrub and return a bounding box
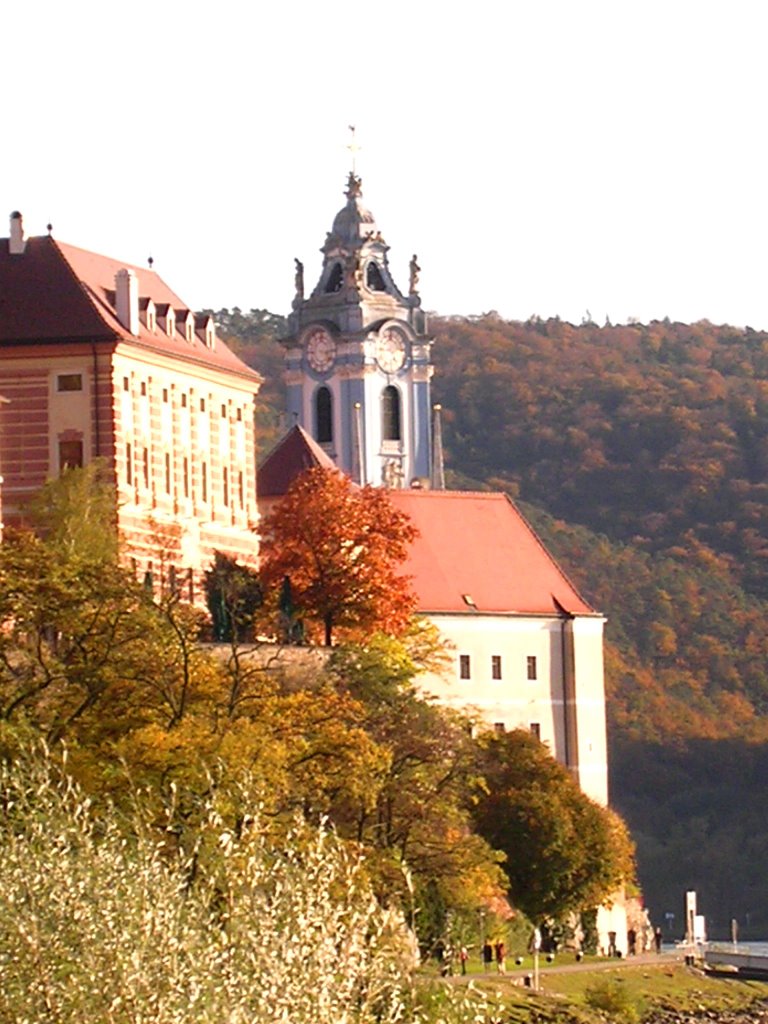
[584,977,642,1022]
[0,745,420,1024]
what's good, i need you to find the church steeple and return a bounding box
[282,175,434,488]
[289,173,425,338]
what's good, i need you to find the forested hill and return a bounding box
[428,314,768,741]
[434,315,768,601]
[214,307,768,934]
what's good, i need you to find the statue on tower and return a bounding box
[346,171,363,199]
[293,258,304,308]
[409,254,421,296]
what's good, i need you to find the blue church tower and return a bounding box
[282,173,434,487]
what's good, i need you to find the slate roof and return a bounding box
[388,490,596,617]
[0,234,259,382]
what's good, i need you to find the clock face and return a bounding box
[306,328,336,373]
[376,327,406,373]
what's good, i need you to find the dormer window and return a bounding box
[195,314,216,349]
[166,310,175,336]
[324,262,343,293]
[366,261,386,291]
[140,298,157,333]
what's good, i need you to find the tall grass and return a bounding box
[0,745,434,1023]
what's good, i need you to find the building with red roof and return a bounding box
[0,212,260,598]
[258,427,608,805]
[263,176,610,807]
[388,489,608,805]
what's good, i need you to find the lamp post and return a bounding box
[532,927,541,990]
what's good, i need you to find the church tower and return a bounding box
[282,173,434,487]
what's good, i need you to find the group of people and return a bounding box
[482,939,506,973]
[433,938,506,976]
[434,924,665,976]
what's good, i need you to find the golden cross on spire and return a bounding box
[347,124,361,174]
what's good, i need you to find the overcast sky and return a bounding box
[5,0,768,328]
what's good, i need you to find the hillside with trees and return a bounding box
[213,308,768,938]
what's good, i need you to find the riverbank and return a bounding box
[417,951,768,1023]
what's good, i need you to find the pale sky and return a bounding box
[6,0,768,328]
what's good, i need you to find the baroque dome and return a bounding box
[327,173,378,248]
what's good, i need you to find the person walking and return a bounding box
[482,939,493,972]
[459,946,468,975]
[494,938,506,974]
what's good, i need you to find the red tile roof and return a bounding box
[0,235,259,383]
[388,490,596,616]
[257,425,338,498]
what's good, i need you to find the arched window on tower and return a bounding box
[315,386,333,444]
[366,261,386,291]
[381,385,401,442]
[324,263,343,293]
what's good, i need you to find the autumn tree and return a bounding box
[258,468,418,645]
[472,729,635,926]
[326,634,505,944]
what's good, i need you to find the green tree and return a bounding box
[328,635,506,942]
[204,551,263,642]
[472,729,635,924]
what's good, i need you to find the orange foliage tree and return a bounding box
[258,468,418,645]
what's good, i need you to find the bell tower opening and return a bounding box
[366,261,386,291]
[315,386,333,443]
[324,263,343,294]
[382,385,402,442]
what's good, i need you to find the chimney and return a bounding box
[115,268,139,335]
[9,211,25,255]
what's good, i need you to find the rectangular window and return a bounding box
[238,470,244,509]
[527,655,538,680]
[183,456,189,498]
[57,373,82,392]
[221,404,227,418]
[494,722,506,735]
[181,393,187,408]
[223,466,229,506]
[162,388,169,403]
[140,381,147,397]
[491,655,502,680]
[200,398,206,412]
[59,439,83,470]
[164,452,171,494]
[123,376,130,392]
[237,407,242,422]
[459,654,471,680]
[126,442,132,485]
[201,462,208,502]
[142,447,149,488]
[530,722,541,740]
